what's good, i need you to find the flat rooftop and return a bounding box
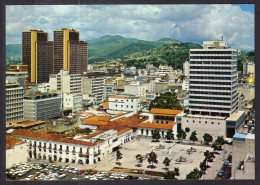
[226,111,245,121]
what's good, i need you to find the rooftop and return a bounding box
[138,122,176,130]
[9,129,95,146]
[150,108,183,116]
[6,136,25,149]
[226,111,245,121]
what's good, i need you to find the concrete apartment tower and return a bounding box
[53,28,88,75]
[22,30,53,83]
[189,41,238,117]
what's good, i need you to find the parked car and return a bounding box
[218,170,224,177]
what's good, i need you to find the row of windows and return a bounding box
[115,104,134,108]
[190,71,232,75]
[186,119,221,125]
[190,56,232,59]
[190,51,234,54]
[189,91,231,96]
[190,61,235,65]
[190,66,233,70]
[190,76,231,80]
[190,86,232,90]
[189,96,231,101]
[189,101,231,106]
[189,81,232,85]
[189,106,231,111]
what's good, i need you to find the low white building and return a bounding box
[179,111,246,140]
[8,127,133,165]
[109,95,141,113]
[6,136,27,168]
[232,133,255,179]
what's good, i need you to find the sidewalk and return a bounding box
[203,144,232,179]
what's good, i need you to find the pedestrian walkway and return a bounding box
[203,144,232,179]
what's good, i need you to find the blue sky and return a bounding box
[6,4,254,50]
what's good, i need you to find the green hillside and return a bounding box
[122,42,203,69]
[6,44,22,59]
[87,35,177,63]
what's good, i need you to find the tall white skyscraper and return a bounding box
[188,41,238,117]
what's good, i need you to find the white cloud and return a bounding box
[6,4,254,50]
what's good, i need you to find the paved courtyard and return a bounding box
[70,138,214,179]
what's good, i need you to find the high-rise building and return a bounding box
[22,30,53,83]
[53,29,88,75]
[6,81,24,122]
[189,41,238,117]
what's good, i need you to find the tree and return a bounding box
[174,167,180,176]
[149,92,182,110]
[136,154,143,167]
[163,170,176,179]
[152,129,161,142]
[200,161,207,174]
[147,151,158,168]
[189,131,198,144]
[203,133,213,145]
[204,150,211,164]
[165,130,174,142]
[176,129,186,143]
[116,150,123,164]
[211,142,222,152]
[186,168,203,180]
[215,136,225,145]
[163,157,171,170]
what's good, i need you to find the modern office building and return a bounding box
[6,82,24,122]
[23,93,61,121]
[189,41,238,117]
[22,30,53,83]
[179,41,244,139]
[53,29,88,75]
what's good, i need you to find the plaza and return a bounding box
[71,137,215,179]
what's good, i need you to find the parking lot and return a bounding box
[7,137,228,181]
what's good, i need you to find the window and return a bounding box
[193,120,195,123]
[131,106,133,108]
[205,121,207,124]
[121,105,123,107]
[199,121,201,123]
[211,122,214,124]
[187,120,188,122]
[218,122,220,125]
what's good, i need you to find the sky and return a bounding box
[6,4,254,50]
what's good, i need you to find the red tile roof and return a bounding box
[138,122,176,130]
[6,136,25,149]
[150,108,183,116]
[9,130,95,146]
[101,102,109,108]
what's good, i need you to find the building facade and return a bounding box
[189,41,238,117]
[82,76,105,104]
[23,93,61,121]
[53,29,88,75]
[109,95,141,113]
[6,82,24,122]
[22,30,53,83]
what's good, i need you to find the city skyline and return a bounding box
[6,4,254,50]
